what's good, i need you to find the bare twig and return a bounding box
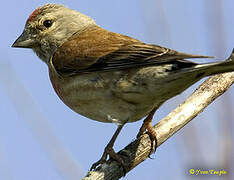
[83,49,234,180]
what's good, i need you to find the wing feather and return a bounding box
[52,26,212,76]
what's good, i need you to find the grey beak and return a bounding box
[12,30,36,48]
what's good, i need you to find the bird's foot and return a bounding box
[137,123,157,156]
[137,108,158,156]
[90,145,128,174]
[90,124,128,174]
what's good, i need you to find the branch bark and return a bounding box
[83,49,234,180]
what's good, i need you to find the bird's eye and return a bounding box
[43,20,53,28]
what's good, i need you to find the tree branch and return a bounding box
[83,49,234,180]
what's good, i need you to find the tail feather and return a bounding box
[194,49,234,76]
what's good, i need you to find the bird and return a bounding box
[12,3,234,171]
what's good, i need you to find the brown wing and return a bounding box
[52,26,212,76]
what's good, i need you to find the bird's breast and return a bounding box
[48,68,143,124]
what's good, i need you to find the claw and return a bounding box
[90,146,128,175]
[137,107,158,156]
[147,127,157,156]
[90,124,128,175]
[90,149,108,170]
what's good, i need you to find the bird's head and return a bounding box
[12,4,96,63]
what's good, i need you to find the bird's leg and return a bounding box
[90,123,127,171]
[137,107,157,155]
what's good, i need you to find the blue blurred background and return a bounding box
[0,0,233,179]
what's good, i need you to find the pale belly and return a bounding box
[49,65,201,124]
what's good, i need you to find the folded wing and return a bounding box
[52,26,212,76]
